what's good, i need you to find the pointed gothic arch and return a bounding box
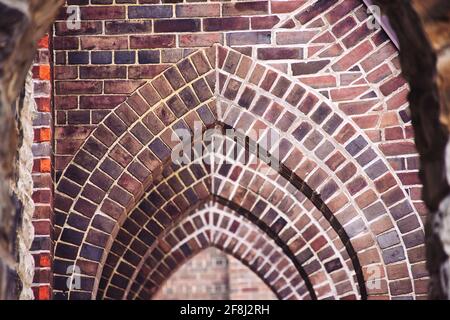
[52,44,424,300]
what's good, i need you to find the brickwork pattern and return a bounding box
[52,1,422,230]
[31,34,54,300]
[51,41,427,300]
[120,204,307,300]
[22,0,429,300]
[228,252,278,300]
[148,226,284,301]
[154,248,231,300]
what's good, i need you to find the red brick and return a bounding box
[35,98,51,112]
[380,142,417,156]
[380,76,407,97]
[276,31,318,45]
[298,75,336,89]
[191,52,211,75]
[342,23,371,48]
[54,96,78,110]
[325,0,359,24]
[154,19,200,33]
[34,128,52,143]
[251,16,280,29]
[179,33,223,47]
[204,17,250,32]
[54,66,78,80]
[330,86,370,101]
[104,80,146,94]
[295,0,338,24]
[223,1,268,16]
[55,81,102,94]
[38,35,49,49]
[361,44,397,72]
[53,36,79,50]
[387,89,409,110]
[227,31,271,46]
[39,159,51,173]
[385,127,404,140]
[332,16,357,38]
[367,64,392,83]
[271,0,306,14]
[398,172,421,186]
[292,60,329,75]
[128,65,169,79]
[33,65,51,80]
[339,100,377,115]
[130,35,175,49]
[257,47,302,60]
[80,66,126,79]
[37,286,51,300]
[81,36,128,50]
[332,40,373,72]
[80,95,126,110]
[81,6,125,20]
[105,21,152,35]
[353,115,379,129]
[335,123,356,144]
[176,4,220,17]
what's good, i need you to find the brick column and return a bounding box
[31,34,54,300]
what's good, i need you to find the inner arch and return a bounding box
[96,135,363,300]
[126,203,311,300]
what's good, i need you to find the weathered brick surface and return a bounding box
[154,247,276,300]
[46,0,427,300]
[32,34,54,300]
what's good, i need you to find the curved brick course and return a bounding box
[52,44,426,299]
[112,204,311,300]
[96,145,357,300]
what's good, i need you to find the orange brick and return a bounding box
[40,159,51,173]
[34,128,51,142]
[38,286,51,300]
[39,65,51,81]
[38,35,49,49]
[40,128,51,142]
[40,254,51,268]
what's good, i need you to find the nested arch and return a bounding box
[53,44,423,299]
[120,204,310,300]
[96,142,359,300]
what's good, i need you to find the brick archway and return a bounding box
[105,203,312,300]
[95,140,359,300]
[53,45,424,300]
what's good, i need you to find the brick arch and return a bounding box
[105,202,312,300]
[96,143,360,300]
[53,44,424,299]
[53,49,217,299]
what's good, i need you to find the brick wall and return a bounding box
[228,253,278,300]
[154,247,276,300]
[47,0,428,300]
[154,248,229,300]
[31,34,54,300]
[53,0,424,219]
